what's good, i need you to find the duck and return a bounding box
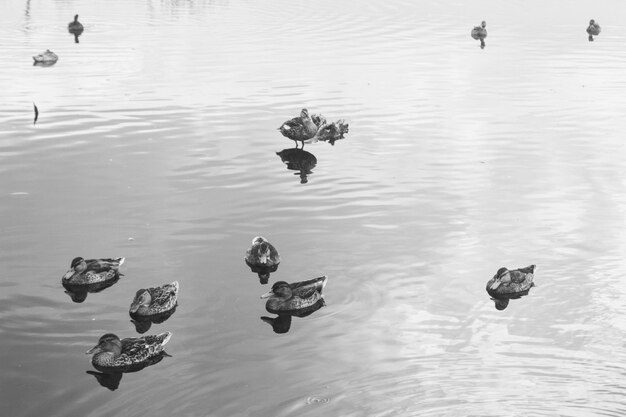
[68,15,84,33]
[61,257,125,285]
[471,21,487,40]
[587,19,601,41]
[33,50,58,64]
[486,265,535,298]
[86,332,172,371]
[129,281,179,317]
[245,236,281,283]
[278,109,325,149]
[261,276,327,313]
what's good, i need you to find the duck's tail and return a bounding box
[158,331,173,347]
[116,257,125,266]
[320,275,329,289]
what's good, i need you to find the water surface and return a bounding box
[3,0,626,416]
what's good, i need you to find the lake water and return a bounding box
[3,0,626,416]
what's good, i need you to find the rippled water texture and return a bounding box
[3,0,626,416]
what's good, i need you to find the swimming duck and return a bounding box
[245,236,281,284]
[587,19,601,41]
[33,50,58,64]
[278,109,324,149]
[62,257,125,285]
[486,265,535,297]
[471,21,487,40]
[68,15,84,33]
[129,281,179,317]
[86,332,172,371]
[261,276,328,314]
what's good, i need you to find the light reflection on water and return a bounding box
[3,0,626,415]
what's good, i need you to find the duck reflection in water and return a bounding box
[261,299,326,333]
[86,351,170,391]
[62,276,120,303]
[86,332,172,390]
[276,148,317,184]
[130,306,177,333]
[245,236,281,284]
[486,265,536,310]
[471,21,487,49]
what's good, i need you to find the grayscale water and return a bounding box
[2,0,626,415]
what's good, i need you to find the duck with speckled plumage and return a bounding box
[129,281,179,317]
[278,109,326,149]
[486,265,536,310]
[245,236,281,284]
[62,257,125,286]
[261,276,327,314]
[86,332,171,372]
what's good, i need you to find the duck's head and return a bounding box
[489,267,509,290]
[63,257,87,280]
[300,109,310,119]
[261,281,292,300]
[74,14,80,22]
[86,333,122,356]
[129,289,152,314]
[252,236,267,245]
[589,19,595,26]
[495,267,509,280]
[492,297,509,310]
[481,21,486,28]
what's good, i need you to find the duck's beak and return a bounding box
[62,270,75,280]
[86,345,102,355]
[260,290,274,299]
[489,280,501,290]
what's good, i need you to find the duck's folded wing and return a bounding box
[291,277,326,298]
[150,284,178,304]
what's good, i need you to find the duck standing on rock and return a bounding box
[587,19,601,41]
[62,257,125,285]
[278,109,322,149]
